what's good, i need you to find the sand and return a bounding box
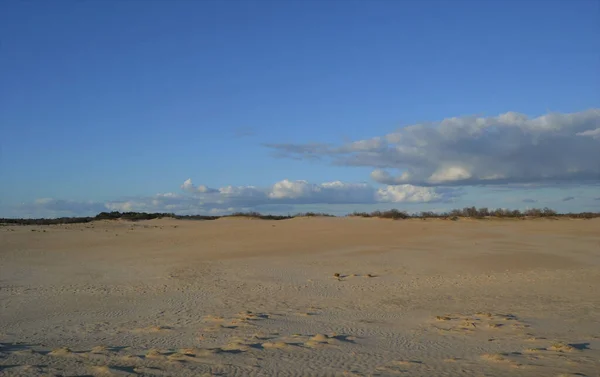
[1,217,599,376]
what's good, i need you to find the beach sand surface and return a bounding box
[1,217,599,376]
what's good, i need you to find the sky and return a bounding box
[1,0,599,218]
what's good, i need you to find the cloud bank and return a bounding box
[9,179,458,218]
[266,109,600,186]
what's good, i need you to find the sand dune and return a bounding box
[1,218,599,376]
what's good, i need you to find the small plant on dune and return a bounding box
[379,209,410,219]
[296,212,336,217]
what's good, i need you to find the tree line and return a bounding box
[1,207,599,225]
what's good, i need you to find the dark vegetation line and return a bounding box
[349,207,600,220]
[1,207,599,225]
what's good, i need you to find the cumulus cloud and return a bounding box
[376,185,444,203]
[266,109,600,186]
[181,178,218,193]
[267,180,376,203]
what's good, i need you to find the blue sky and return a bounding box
[1,0,599,218]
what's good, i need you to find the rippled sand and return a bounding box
[1,217,599,376]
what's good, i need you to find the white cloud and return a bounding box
[375,185,442,203]
[266,109,600,186]
[269,180,314,199]
[576,128,600,139]
[428,166,473,184]
[181,178,217,193]
[267,179,376,203]
[218,185,263,198]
